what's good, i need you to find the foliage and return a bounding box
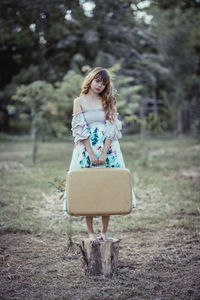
[54,70,84,129]
[1,0,200,135]
[12,81,57,134]
[48,177,65,201]
[12,80,59,162]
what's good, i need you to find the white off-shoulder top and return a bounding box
[71,108,122,145]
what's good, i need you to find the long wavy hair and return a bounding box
[80,67,117,122]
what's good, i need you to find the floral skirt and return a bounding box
[63,123,136,213]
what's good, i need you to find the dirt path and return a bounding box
[1,137,199,299]
[0,225,199,300]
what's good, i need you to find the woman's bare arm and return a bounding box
[82,138,95,155]
[100,107,119,155]
[73,97,83,114]
[102,138,112,154]
[98,138,112,164]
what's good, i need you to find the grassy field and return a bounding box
[0,134,200,300]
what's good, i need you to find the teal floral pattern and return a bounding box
[90,127,99,146]
[74,124,125,168]
[63,119,136,212]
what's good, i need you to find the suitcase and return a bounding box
[66,166,133,216]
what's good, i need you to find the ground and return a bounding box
[0,134,199,299]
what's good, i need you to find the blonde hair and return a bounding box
[80,67,116,122]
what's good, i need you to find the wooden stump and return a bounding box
[79,238,120,277]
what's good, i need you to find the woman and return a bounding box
[63,67,136,242]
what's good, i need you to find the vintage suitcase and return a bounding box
[66,166,133,216]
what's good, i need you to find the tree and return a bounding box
[12,81,56,163]
[148,1,200,133]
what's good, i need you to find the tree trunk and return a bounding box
[1,107,9,132]
[177,101,191,134]
[79,238,120,277]
[32,115,38,164]
[177,109,183,134]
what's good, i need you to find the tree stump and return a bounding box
[79,238,120,277]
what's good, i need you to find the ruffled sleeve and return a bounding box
[104,112,122,141]
[71,112,90,144]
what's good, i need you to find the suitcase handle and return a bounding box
[90,160,108,168]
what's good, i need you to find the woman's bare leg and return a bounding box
[100,216,113,241]
[85,216,98,241]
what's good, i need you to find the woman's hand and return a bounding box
[98,151,107,165]
[88,151,99,166]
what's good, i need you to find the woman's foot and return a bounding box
[99,232,113,242]
[88,232,99,241]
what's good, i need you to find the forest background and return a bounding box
[1,0,200,143]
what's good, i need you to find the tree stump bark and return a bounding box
[79,238,120,277]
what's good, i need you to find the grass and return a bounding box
[0,134,200,299]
